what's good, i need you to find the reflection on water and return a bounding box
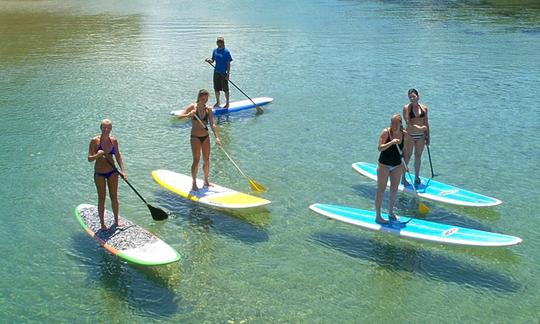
[312,232,521,293]
[0,11,143,64]
[71,233,183,319]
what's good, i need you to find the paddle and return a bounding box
[103,158,169,221]
[192,112,267,193]
[206,61,264,114]
[426,144,435,178]
[396,145,430,215]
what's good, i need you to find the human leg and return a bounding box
[107,173,121,227]
[388,166,403,220]
[200,136,211,186]
[190,136,202,191]
[94,175,108,230]
[375,163,390,224]
[413,139,426,184]
[402,134,413,184]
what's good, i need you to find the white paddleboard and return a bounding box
[170,97,273,117]
[75,204,181,266]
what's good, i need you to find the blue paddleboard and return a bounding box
[310,203,521,247]
[352,162,502,207]
[170,97,273,117]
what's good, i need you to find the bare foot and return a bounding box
[213,102,221,108]
[388,213,400,222]
[375,217,389,224]
[100,224,108,231]
[203,181,213,187]
[191,183,199,192]
[223,103,229,109]
[114,222,124,229]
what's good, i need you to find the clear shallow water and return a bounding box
[1,0,539,322]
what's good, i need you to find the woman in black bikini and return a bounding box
[375,114,408,224]
[87,119,126,231]
[402,88,430,186]
[177,89,222,191]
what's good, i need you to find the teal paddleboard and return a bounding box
[352,162,502,207]
[310,204,521,247]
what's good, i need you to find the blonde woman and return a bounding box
[177,89,222,191]
[87,119,126,231]
[375,114,408,224]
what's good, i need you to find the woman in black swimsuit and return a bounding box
[177,89,222,191]
[375,114,408,224]
[402,88,430,186]
[87,119,126,231]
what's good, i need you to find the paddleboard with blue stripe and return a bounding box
[170,97,273,117]
[310,203,521,247]
[352,162,502,207]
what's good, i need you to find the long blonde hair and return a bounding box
[196,89,209,104]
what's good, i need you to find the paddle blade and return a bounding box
[148,204,169,221]
[255,106,264,114]
[248,179,267,193]
[418,202,430,215]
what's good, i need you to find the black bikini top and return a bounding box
[408,104,425,119]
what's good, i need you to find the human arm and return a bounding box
[177,103,196,119]
[377,129,400,152]
[207,108,221,146]
[402,104,410,128]
[112,138,126,179]
[87,138,105,162]
[423,105,430,145]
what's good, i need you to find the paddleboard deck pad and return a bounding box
[152,169,271,209]
[75,204,181,266]
[352,162,502,207]
[310,203,521,247]
[170,97,273,117]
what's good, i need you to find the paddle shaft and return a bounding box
[192,112,249,179]
[102,157,148,205]
[207,61,261,110]
[395,144,422,199]
[426,144,435,178]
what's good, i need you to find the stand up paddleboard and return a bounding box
[352,162,502,207]
[75,204,181,266]
[170,97,273,117]
[152,169,271,209]
[310,204,521,247]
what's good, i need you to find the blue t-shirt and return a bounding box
[212,48,233,74]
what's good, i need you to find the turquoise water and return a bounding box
[1,0,539,322]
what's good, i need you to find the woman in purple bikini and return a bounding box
[87,119,126,231]
[375,114,408,224]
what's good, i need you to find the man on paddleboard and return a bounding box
[205,37,233,109]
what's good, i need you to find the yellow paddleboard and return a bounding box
[152,169,271,209]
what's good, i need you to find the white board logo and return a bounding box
[443,227,458,236]
[439,189,459,197]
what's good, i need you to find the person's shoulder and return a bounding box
[90,135,100,143]
[421,104,428,110]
